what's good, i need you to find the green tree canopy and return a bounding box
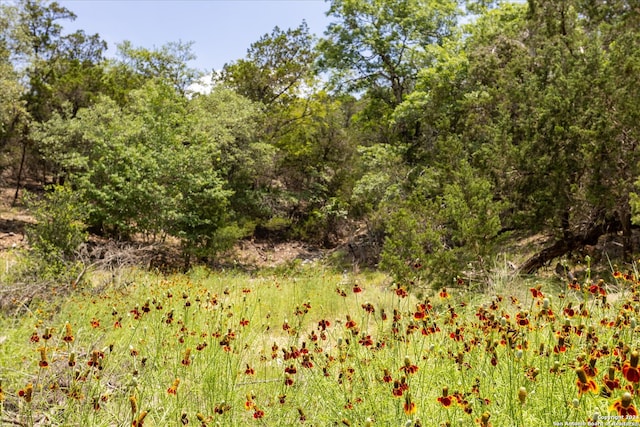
[318,0,459,106]
[116,40,201,94]
[218,22,317,109]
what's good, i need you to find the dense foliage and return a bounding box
[1,0,639,281]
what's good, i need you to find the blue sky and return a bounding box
[58,0,332,72]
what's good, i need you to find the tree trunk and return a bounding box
[619,196,633,262]
[519,218,623,275]
[12,140,28,206]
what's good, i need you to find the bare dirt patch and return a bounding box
[229,240,326,269]
[0,187,32,251]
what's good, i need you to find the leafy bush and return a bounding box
[31,83,265,263]
[23,185,88,280]
[380,162,505,289]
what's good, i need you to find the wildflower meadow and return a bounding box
[2,262,640,426]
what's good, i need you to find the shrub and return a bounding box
[380,163,505,289]
[23,185,88,280]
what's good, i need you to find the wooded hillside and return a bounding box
[1,0,639,285]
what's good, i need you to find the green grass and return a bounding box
[1,261,640,426]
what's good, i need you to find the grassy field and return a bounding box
[1,257,640,426]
